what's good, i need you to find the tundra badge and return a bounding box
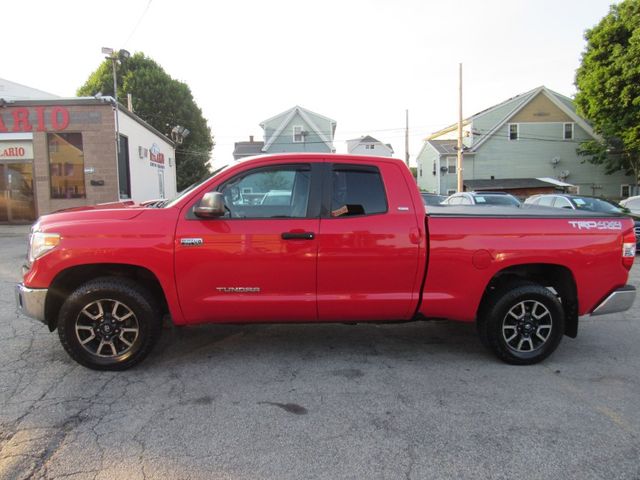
[181,238,204,246]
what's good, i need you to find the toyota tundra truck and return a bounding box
[15,153,637,370]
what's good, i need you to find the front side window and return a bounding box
[48,133,85,199]
[330,166,387,217]
[509,124,518,141]
[219,165,311,218]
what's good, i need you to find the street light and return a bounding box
[171,125,191,145]
[101,47,130,155]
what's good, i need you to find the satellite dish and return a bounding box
[559,170,570,179]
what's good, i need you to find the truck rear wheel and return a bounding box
[57,277,162,370]
[478,282,564,365]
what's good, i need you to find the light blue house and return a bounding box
[260,105,336,154]
[416,86,634,199]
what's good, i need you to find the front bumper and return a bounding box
[15,283,47,325]
[591,285,636,316]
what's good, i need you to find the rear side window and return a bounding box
[330,166,387,217]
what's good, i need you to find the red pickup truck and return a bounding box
[15,153,637,370]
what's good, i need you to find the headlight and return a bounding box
[28,232,61,263]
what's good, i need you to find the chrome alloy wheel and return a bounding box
[502,300,553,353]
[74,299,140,358]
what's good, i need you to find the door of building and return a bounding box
[0,162,36,223]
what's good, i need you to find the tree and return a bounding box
[575,0,640,189]
[78,53,213,190]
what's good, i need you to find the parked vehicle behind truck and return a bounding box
[16,154,637,370]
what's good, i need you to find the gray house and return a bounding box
[416,86,634,199]
[260,105,336,154]
[346,135,394,157]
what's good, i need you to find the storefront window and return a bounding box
[48,133,85,199]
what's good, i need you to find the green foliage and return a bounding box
[575,0,640,184]
[409,167,417,179]
[78,53,213,190]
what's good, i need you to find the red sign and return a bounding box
[2,147,25,157]
[0,106,70,133]
[149,143,165,167]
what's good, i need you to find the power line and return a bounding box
[123,0,153,48]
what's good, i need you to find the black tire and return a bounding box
[57,277,162,371]
[478,282,564,365]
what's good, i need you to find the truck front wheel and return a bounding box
[57,277,162,370]
[478,282,565,365]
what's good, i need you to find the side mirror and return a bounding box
[194,192,225,218]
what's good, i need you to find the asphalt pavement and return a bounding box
[0,224,639,479]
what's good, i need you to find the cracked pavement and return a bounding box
[1,225,639,479]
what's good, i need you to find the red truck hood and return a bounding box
[35,201,147,230]
[52,200,140,213]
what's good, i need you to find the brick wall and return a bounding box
[30,104,119,216]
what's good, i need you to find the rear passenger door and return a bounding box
[316,162,423,321]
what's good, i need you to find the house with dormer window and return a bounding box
[416,86,634,199]
[346,135,394,157]
[259,105,336,154]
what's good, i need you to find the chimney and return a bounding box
[250,135,254,142]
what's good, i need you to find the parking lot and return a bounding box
[1,225,639,480]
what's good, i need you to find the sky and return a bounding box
[2,0,615,168]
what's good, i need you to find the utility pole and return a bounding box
[457,63,464,192]
[405,109,410,167]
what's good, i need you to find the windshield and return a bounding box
[570,197,623,213]
[160,164,230,208]
[475,195,521,206]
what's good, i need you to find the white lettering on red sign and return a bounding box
[149,143,165,168]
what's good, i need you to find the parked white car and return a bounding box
[619,195,640,215]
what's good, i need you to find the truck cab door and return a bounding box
[317,162,424,321]
[174,162,322,324]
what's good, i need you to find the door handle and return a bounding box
[281,232,315,240]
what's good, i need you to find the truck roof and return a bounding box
[233,152,407,167]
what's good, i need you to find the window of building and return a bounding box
[219,165,311,218]
[563,123,574,140]
[48,133,85,199]
[365,144,375,150]
[447,157,456,174]
[330,165,387,217]
[621,185,630,198]
[508,124,518,141]
[118,134,131,199]
[293,126,304,143]
[447,189,456,195]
